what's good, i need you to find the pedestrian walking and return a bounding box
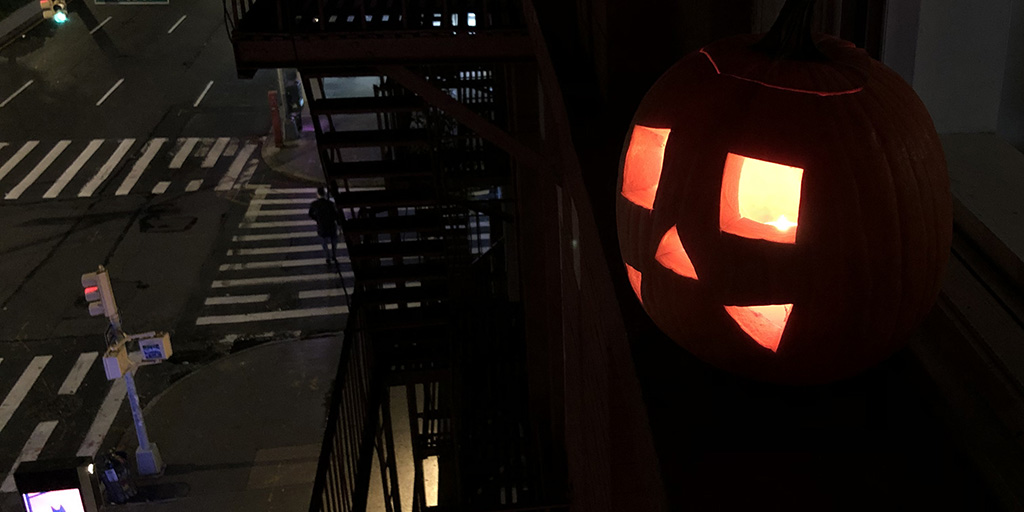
[309,186,341,264]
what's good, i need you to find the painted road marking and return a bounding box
[193,80,213,107]
[0,356,51,435]
[204,294,270,305]
[216,143,257,191]
[0,80,33,108]
[195,305,349,325]
[1,420,59,492]
[152,180,171,194]
[223,138,239,157]
[251,198,313,205]
[232,231,320,242]
[227,244,344,256]
[5,140,71,199]
[185,178,203,192]
[0,140,38,182]
[233,155,259,190]
[96,78,124,106]
[201,137,230,168]
[115,137,167,196]
[298,288,348,299]
[242,186,268,220]
[263,187,318,195]
[167,14,186,33]
[170,137,199,169]
[89,15,112,34]
[248,208,308,217]
[219,257,349,271]
[211,272,353,288]
[237,219,316,229]
[44,139,103,198]
[77,378,127,457]
[79,138,134,197]
[58,352,99,395]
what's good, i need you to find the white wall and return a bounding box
[910,0,1013,134]
[881,0,921,83]
[997,0,1024,150]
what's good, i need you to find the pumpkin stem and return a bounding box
[753,0,826,61]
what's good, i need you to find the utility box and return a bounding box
[15,457,101,512]
[139,332,172,362]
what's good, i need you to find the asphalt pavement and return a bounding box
[1,4,343,511]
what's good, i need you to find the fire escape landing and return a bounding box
[227,0,535,76]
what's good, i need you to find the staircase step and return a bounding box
[310,96,427,114]
[359,285,447,306]
[356,262,448,284]
[344,213,445,234]
[325,159,433,179]
[348,239,446,259]
[334,189,437,208]
[366,306,447,331]
[386,363,450,386]
[319,129,430,148]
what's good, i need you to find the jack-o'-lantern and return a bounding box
[616,0,952,383]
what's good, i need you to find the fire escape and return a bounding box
[225,1,564,510]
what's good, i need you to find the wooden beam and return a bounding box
[376,64,544,169]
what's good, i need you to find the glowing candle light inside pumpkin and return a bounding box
[720,153,804,244]
[766,214,798,232]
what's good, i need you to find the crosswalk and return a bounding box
[0,136,265,202]
[193,187,353,331]
[0,350,120,494]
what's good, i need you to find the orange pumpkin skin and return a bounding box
[616,34,952,384]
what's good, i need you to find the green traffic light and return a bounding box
[53,10,67,23]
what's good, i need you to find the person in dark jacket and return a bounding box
[309,186,340,264]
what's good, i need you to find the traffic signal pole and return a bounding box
[81,266,172,477]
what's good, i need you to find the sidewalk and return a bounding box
[0,1,40,49]
[115,336,342,511]
[261,112,324,184]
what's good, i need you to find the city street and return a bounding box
[0,0,349,506]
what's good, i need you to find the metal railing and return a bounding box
[309,303,383,512]
[225,0,526,35]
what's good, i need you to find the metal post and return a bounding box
[124,369,162,476]
[277,68,291,141]
[269,90,283,148]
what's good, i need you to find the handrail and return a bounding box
[307,299,381,512]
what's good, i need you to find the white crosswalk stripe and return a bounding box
[0,136,267,201]
[195,186,351,332]
[78,138,135,197]
[0,356,51,436]
[1,420,58,492]
[115,137,167,195]
[44,139,103,198]
[0,350,131,493]
[5,140,70,200]
[0,141,38,183]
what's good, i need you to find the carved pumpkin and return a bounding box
[616,2,952,384]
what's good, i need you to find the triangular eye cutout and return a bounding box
[625,263,643,304]
[655,226,699,280]
[724,304,793,352]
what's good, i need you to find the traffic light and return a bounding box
[40,0,68,23]
[81,266,118,321]
[53,1,67,23]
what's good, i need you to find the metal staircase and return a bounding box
[227,1,565,508]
